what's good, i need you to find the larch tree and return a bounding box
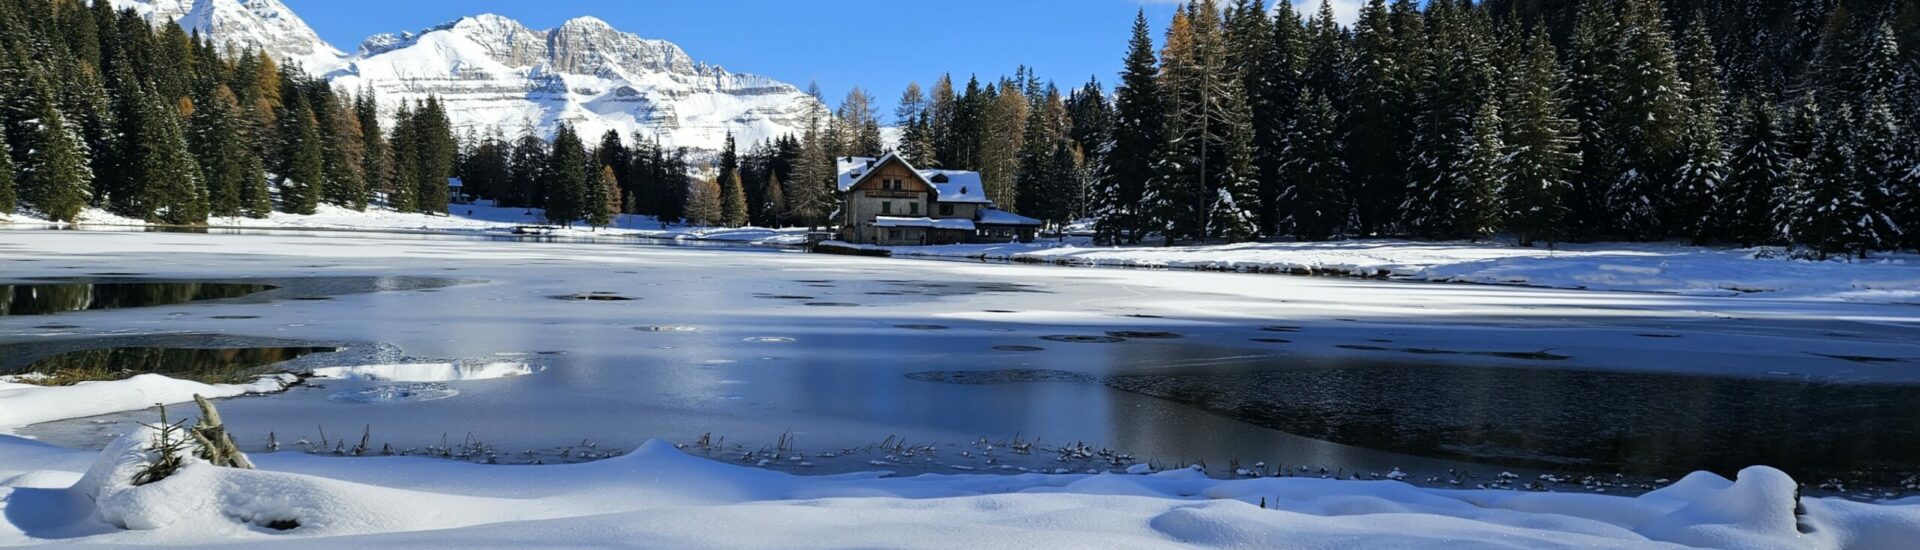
[721,169,749,228]
[687,174,723,227]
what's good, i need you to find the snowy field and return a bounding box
[3,229,1920,547]
[887,239,1920,305]
[1,203,809,246]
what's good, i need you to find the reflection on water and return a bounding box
[16,346,338,385]
[0,282,276,316]
[1108,365,1920,479]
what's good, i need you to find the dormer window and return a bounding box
[931,173,950,184]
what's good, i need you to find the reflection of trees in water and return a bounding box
[24,346,336,385]
[0,283,274,315]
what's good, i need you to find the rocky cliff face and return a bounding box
[330,14,822,155]
[111,3,821,155]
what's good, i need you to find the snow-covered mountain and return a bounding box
[108,0,347,73]
[331,14,820,155]
[109,2,821,155]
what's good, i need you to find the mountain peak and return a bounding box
[558,15,614,30]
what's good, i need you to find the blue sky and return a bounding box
[285,0,1358,122]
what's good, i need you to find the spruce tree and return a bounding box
[189,85,255,219]
[20,85,92,222]
[387,103,418,212]
[1095,9,1165,244]
[355,89,393,212]
[544,124,588,226]
[1566,0,1625,239]
[1720,97,1791,247]
[0,133,14,216]
[1016,87,1068,221]
[126,84,205,224]
[1460,101,1507,240]
[318,93,367,210]
[1346,0,1407,236]
[1403,0,1497,239]
[895,83,936,167]
[508,133,547,209]
[280,97,323,215]
[1501,28,1577,247]
[1855,95,1907,249]
[584,162,614,229]
[1790,105,1873,257]
[1282,91,1348,241]
[412,96,455,213]
[1669,17,1729,243]
[1610,0,1690,240]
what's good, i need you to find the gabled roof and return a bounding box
[919,170,990,204]
[835,154,994,205]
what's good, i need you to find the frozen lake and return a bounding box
[5,228,1919,492]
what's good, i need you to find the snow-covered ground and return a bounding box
[0,203,808,246]
[5,229,1920,547]
[4,425,1918,548]
[887,238,1920,304]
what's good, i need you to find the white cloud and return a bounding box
[1292,0,1362,27]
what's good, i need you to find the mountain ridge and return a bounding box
[112,1,822,155]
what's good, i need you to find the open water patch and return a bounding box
[1040,335,1126,344]
[327,383,460,404]
[906,370,1096,385]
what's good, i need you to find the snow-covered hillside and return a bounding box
[107,0,347,73]
[109,2,822,155]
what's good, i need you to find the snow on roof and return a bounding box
[919,170,991,204]
[836,156,880,192]
[873,216,976,231]
[447,177,464,188]
[977,208,1042,226]
[836,154,993,205]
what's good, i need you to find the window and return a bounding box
[909,202,920,216]
[939,204,954,217]
[881,201,893,214]
[888,229,901,240]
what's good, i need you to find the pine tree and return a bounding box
[584,163,614,229]
[721,169,748,227]
[20,84,92,222]
[1095,9,1165,244]
[1720,97,1791,247]
[1500,27,1577,247]
[125,84,205,224]
[544,124,588,226]
[279,96,323,215]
